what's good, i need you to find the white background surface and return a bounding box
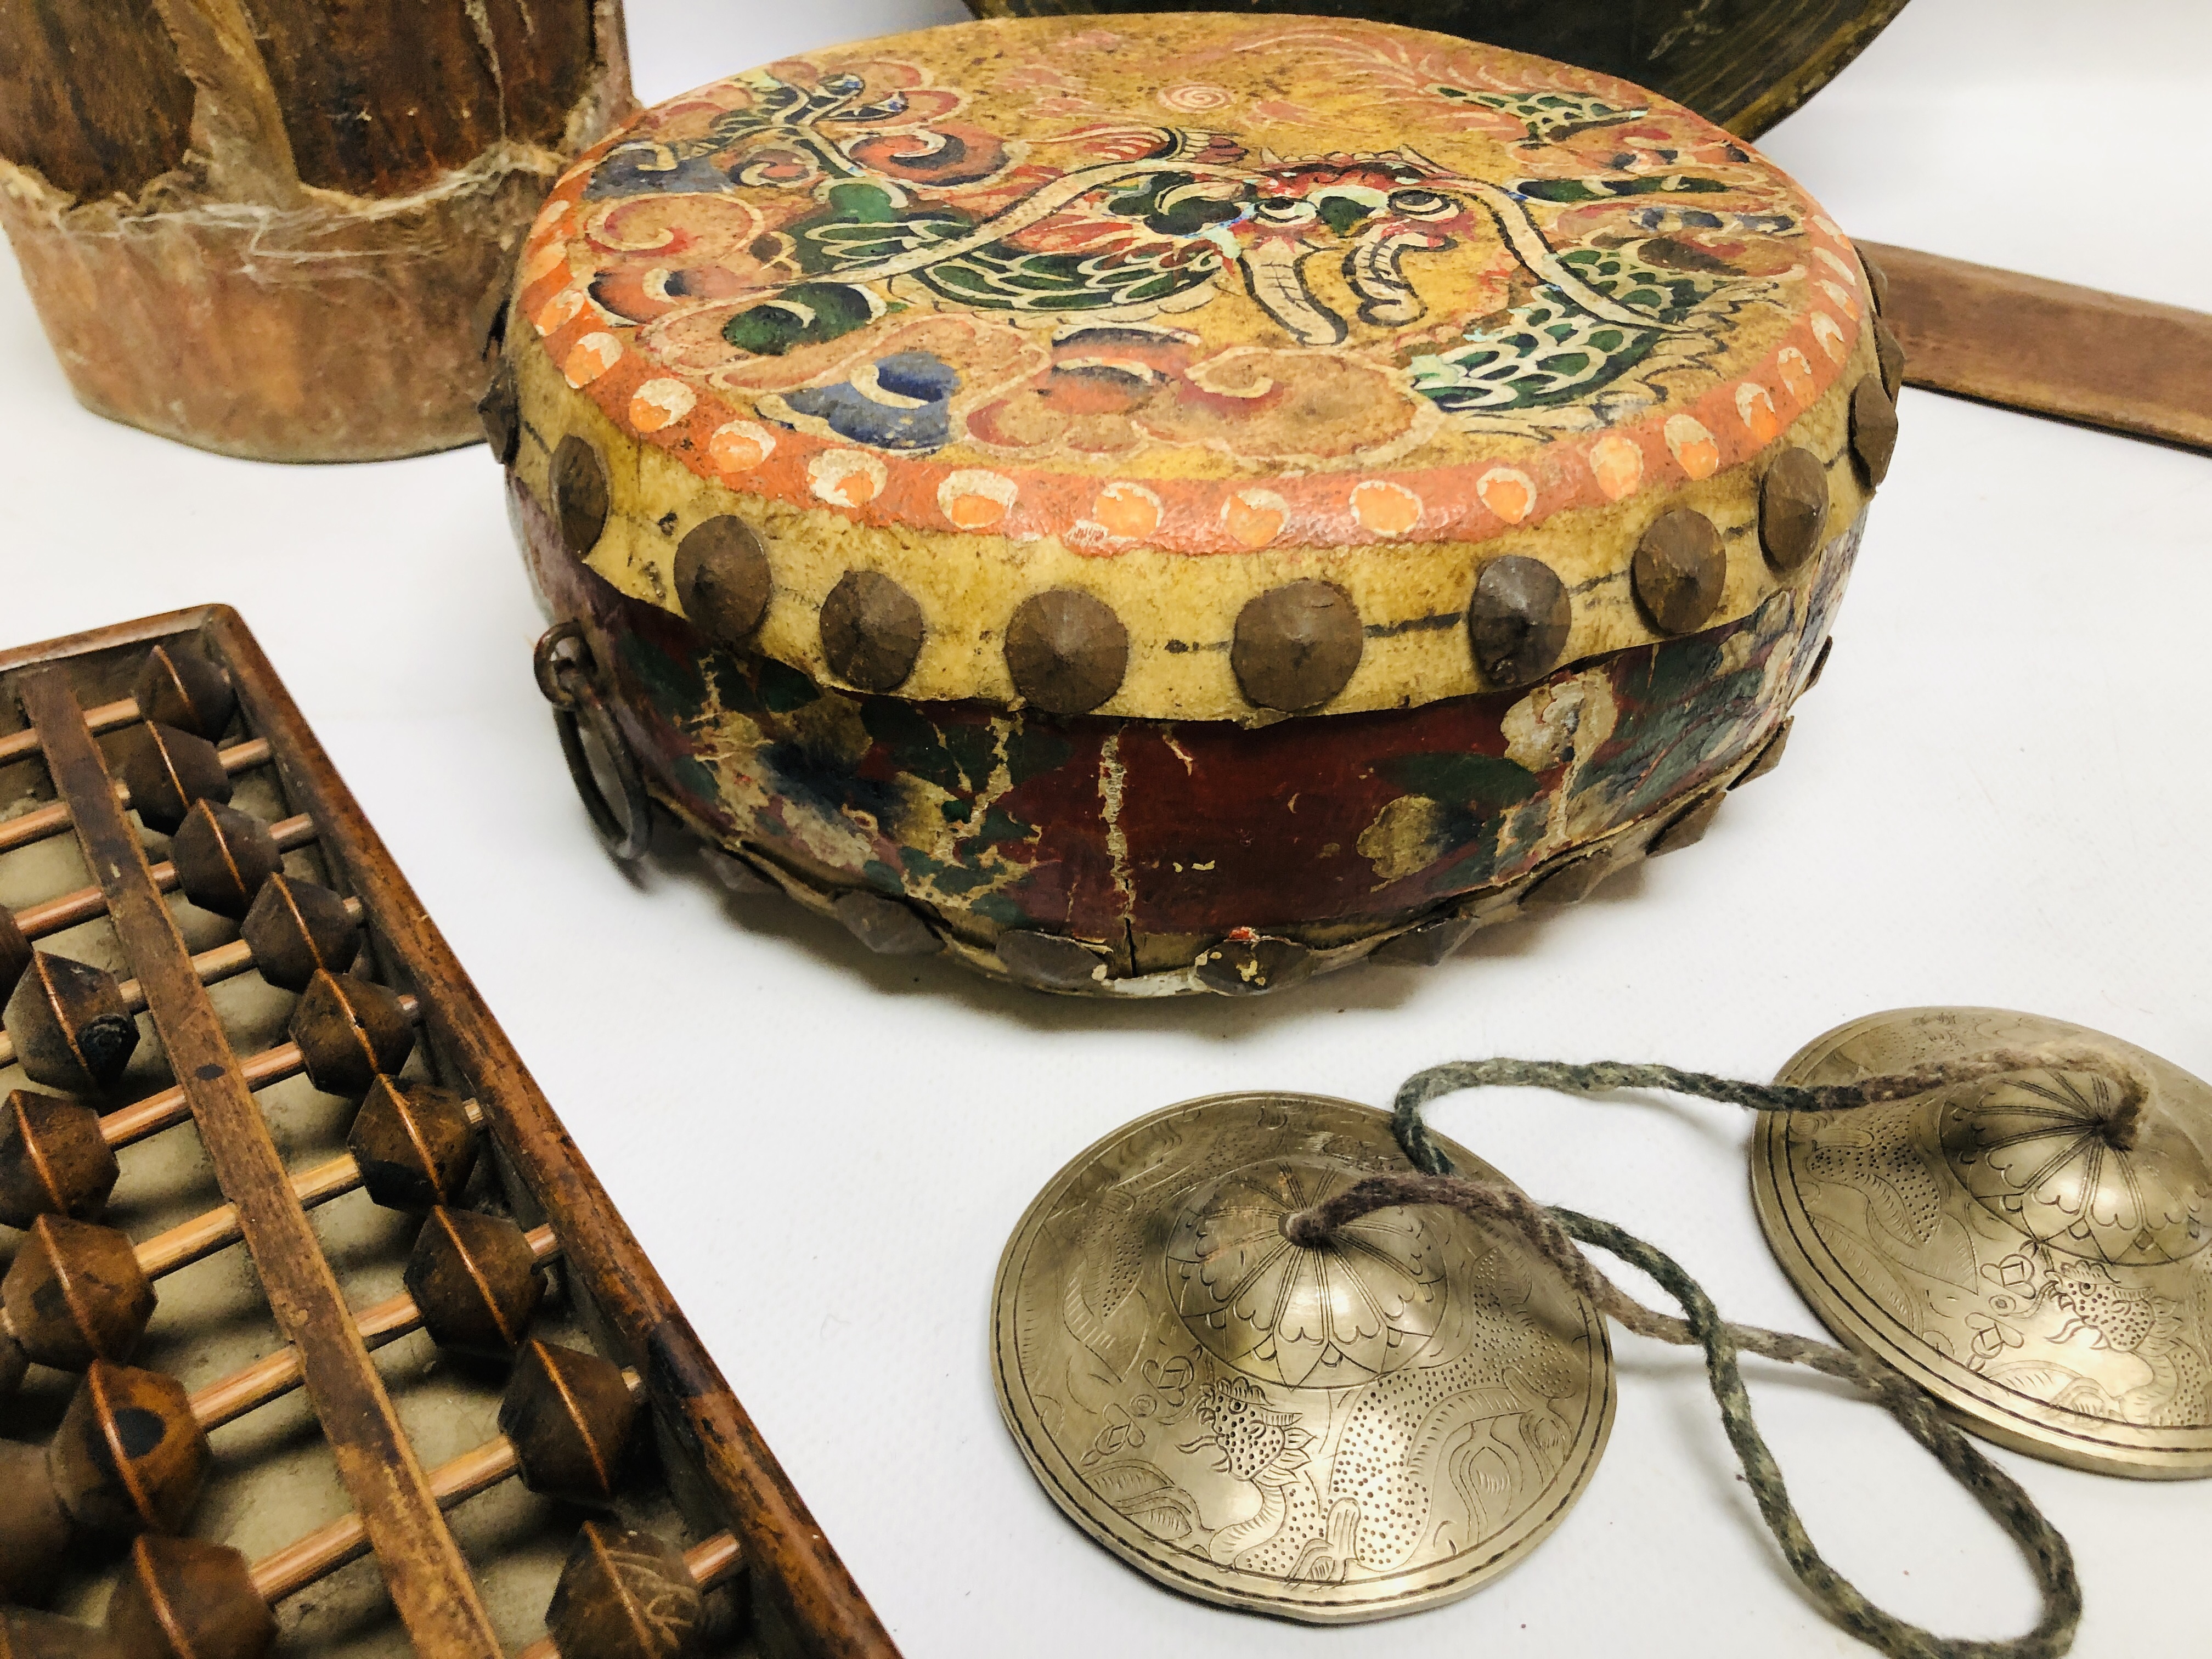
[5,2,2210,1654]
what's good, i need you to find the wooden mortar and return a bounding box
[0,0,635,462]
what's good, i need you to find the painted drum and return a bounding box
[498,14,1891,995]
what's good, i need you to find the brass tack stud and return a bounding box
[1230,581,1363,712]
[998,930,1110,991]
[1650,789,1726,856]
[1192,934,1314,996]
[1468,556,1571,687]
[820,571,924,692]
[1006,590,1128,715]
[1860,251,1890,315]
[478,360,521,467]
[1368,915,1479,967]
[675,517,773,647]
[1522,851,1613,909]
[1849,376,1899,486]
[831,889,941,956]
[1874,315,1906,399]
[552,435,611,556]
[1803,636,1834,695]
[1632,509,1726,634]
[1731,717,1793,788]
[1757,448,1829,573]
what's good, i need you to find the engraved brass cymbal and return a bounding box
[991,1091,1614,1622]
[1752,1006,2212,1478]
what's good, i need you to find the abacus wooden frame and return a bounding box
[0,605,896,1659]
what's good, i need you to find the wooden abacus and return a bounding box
[0,610,894,1659]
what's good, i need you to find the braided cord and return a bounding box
[1284,1172,2080,1659]
[1390,1049,2143,1177]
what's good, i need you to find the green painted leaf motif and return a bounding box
[1515,174,1729,204]
[1428,86,1649,144]
[618,633,706,716]
[1380,752,1539,807]
[1410,242,1716,414]
[722,282,881,355]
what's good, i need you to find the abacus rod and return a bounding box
[507,1533,746,1659]
[132,1092,484,1279]
[249,1368,645,1604]
[97,992,421,1150]
[134,1152,360,1279]
[0,697,137,766]
[0,890,363,1070]
[189,1223,558,1431]
[11,812,318,939]
[0,737,273,856]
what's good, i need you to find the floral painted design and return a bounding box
[522,15,1862,555]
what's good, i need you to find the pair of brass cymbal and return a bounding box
[991,1007,2211,1623]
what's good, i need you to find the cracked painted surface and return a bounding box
[519,476,1856,978]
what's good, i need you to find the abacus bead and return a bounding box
[546,1523,702,1659]
[119,724,231,837]
[0,1438,73,1603]
[5,955,140,1094]
[1231,582,1363,712]
[500,1341,640,1507]
[48,1361,210,1539]
[1,1318,26,1396]
[133,647,235,742]
[106,1536,274,1659]
[0,1090,119,1227]
[404,1207,544,1357]
[240,877,359,992]
[3,1215,155,1369]
[169,803,279,921]
[287,972,414,1099]
[0,1610,123,1659]
[0,904,30,1003]
[347,1077,477,1212]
